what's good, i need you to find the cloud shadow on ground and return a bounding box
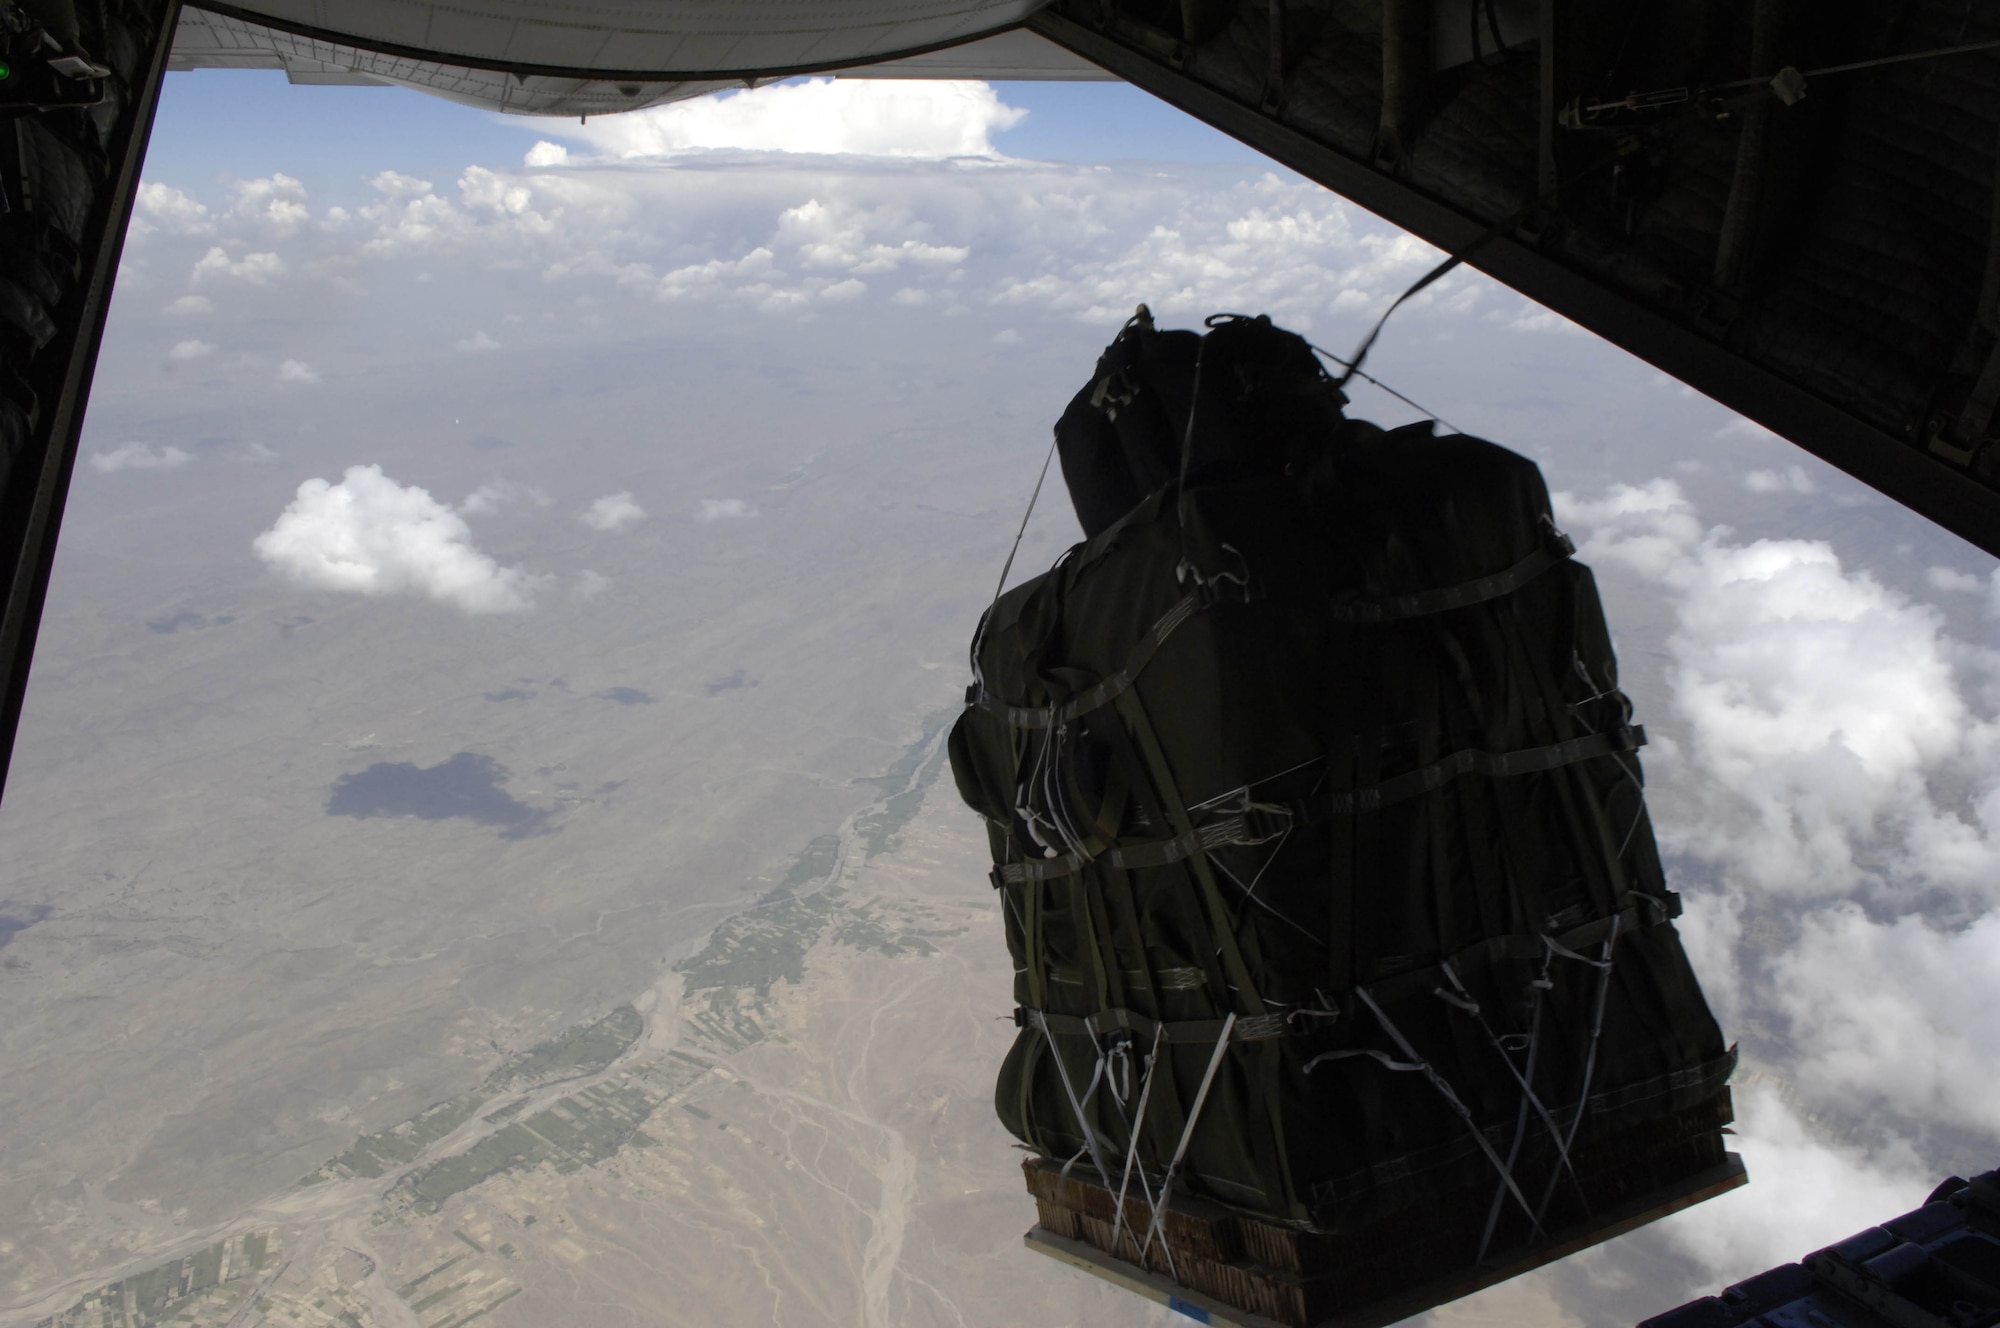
[0,904,53,951]
[326,752,553,838]
[596,687,654,705]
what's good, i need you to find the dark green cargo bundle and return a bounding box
[950,310,1738,1323]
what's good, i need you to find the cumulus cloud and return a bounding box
[91,442,189,473]
[164,294,212,316]
[456,330,501,352]
[1744,464,1816,494]
[1557,477,2000,1225]
[777,198,968,274]
[192,246,284,285]
[167,339,214,363]
[1927,565,1984,594]
[117,144,1503,339]
[252,464,540,614]
[989,177,1442,330]
[1498,304,1584,335]
[582,491,645,532]
[698,498,756,521]
[1768,907,2000,1135]
[1717,416,1782,443]
[358,171,469,256]
[460,479,549,515]
[1562,478,2000,905]
[573,569,610,600]
[134,182,212,237]
[229,173,310,236]
[1654,1083,1930,1285]
[524,140,569,168]
[553,79,1025,159]
[278,359,319,384]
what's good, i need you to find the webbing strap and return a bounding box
[1325,533,1575,623]
[1108,1022,1170,1274]
[1146,1013,1237,1262]
[1329,725,1646,813]
[1029,1009,1114,1188]
[969,581,1243,730]
[1359,893,1673,1006]
[997,720,1642,883]
[1016,892,1675,1048]
[1026,1006,1290,1045]
[992,802,1293,885]
[1537,911,1623,1223]
[1329,988,1546,1238]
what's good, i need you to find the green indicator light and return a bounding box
[0,61,12,81]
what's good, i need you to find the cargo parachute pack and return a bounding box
[949,310,1741,1327]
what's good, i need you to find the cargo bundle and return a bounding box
[950,309,1741,1326]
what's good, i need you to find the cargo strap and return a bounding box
[1324,530,1575,623]
[1108,1022,1171,1270]
[1366,892,1669,1006]
[991,799,1293,885]
[1328,725,1645,813]
[1307,987,1547,1239]
[1012,891,1675,1047]
[1027,1008,1115,1189]
[1537,910,1622,1223]
[1146,1012,1237,1265]
[1021,1005,1291,1045]
[970,533,1576,730]
[968,578,1245,730]
[993,725,1645,884]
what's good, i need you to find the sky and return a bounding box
[17,65,2000,1324]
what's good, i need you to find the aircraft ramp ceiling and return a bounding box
[171,0,2000,560]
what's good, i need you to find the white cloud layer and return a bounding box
[134,182,212,237]
[229,174,309,236]
[122,125,1494,342]
[91,442,189,473]
[253,464,540,613]
[191,246,284,285]
[698,498,756,521]
[583,491,645,532]
[1744,464,1816,494]
[1558,479,2000,1205]
[553,79,1026,159]
[1654,1083,1930,1284]
[461,479,549,515]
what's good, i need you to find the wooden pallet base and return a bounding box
[1022,1152,1747,1328]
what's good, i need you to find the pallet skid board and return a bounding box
[1025,1157,1244,1262]
[1022,1153,1749,1328]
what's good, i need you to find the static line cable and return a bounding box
[1722,34,2000,90]
[1336,113,1660,391]
[1571,35,2000,125]
[989,434,1059,608]
[1308,342,1467,435]
[969,434,1059,694]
